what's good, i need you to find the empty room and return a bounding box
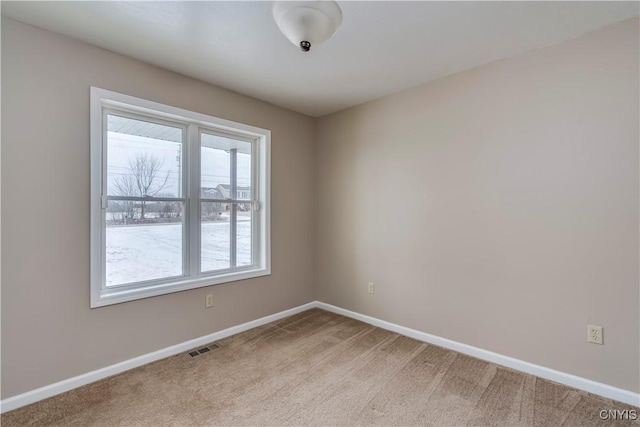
[1,1,639,425]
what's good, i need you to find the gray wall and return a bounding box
[315,18,639,393]
[1,18,316,399]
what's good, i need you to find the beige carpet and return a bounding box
[2,308,638,426]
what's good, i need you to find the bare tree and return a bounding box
[114,154,171,219]
[155,192,181,219]
[113,174,137,221]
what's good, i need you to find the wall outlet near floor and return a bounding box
[368,282,375,294]
[587,325,603,345]
[205,294,214,308]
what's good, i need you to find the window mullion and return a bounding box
[188,124,200,277]
[252,139,259,268]
[230,148,238,268]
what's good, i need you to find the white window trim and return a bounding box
[90,87,271,308]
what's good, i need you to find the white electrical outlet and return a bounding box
[368,282,375,294]
[587,325,603,345]
[205,294,214,308]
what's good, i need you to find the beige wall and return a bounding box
[2,15,639,401]
[1,18,316,399]
[315,18,639,393]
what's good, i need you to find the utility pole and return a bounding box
[176,152,181,197]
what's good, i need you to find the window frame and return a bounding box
[90,87,271,308]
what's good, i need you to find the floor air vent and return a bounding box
[188,343,219,357]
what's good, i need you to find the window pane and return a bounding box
[107,114,184,198]
[201,133,252,200]
[236,204,253,267]
[201,202,230,272]
[106,200,184,287]
[201,202,253,272]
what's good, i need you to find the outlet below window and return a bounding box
[205,294,214,308]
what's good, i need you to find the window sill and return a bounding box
[90,267,271,308]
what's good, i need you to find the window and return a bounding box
[90,87,270,307]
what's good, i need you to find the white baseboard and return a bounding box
[2,300,638,413]
[0,302,316,414]
[316,301,640,408]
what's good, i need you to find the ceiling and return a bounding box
[2,1,638,117]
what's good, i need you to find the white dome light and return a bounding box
[272,1,343,52]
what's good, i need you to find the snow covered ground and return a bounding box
[106,219,251,287]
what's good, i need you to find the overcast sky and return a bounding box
[107,132,251,197]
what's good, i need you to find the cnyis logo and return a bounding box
[599,409,638,421]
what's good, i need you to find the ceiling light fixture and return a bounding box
[272,1,343,52]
